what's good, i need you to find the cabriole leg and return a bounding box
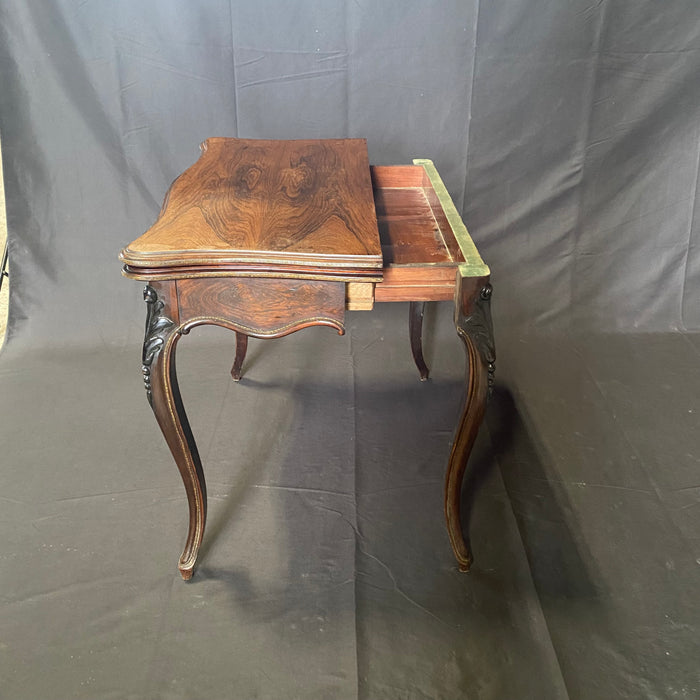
[409,301,430,381]
[445,279,495,571]
[142,285,206,581]
[230,332,248,381]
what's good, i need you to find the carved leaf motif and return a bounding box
[456,283,496,387]
[142,286,176,405]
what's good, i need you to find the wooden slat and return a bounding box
[346,281,375,310]
[374,284,454,302]
[380,266,456,285]
[369,165,463,303]
[374,265,456,302]
[370,165,426,189]
[375,187,456,265]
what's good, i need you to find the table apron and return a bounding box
[174,277,346,338]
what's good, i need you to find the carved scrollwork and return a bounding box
[456,283,496,389]
[142,285,176,405]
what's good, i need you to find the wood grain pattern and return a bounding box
[374,284,454,303]
[375,187,456,265]
[373,266,456,302]
[124,155,494,579]
[177,277,345,338]
[370,165,427,189]
[345,281,374,310]
[120,138,382,277]
[142,277,347,579]
[370,164,468,302]
[371,164,465,267]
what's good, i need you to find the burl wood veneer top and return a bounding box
[120,138,383,280]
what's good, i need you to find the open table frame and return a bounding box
[121,139,494,580]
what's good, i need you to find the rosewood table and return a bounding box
[120,138,494,580]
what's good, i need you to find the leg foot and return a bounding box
[409,301,430,381]
[179,566,195,581]
[143,285,207,579]
[231,332,248,381]
[445,279,495,570]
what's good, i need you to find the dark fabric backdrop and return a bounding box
[2,3,700,700]
[1,0,699,349]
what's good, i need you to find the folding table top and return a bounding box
[120,138,489,290]
[120,138,383,281]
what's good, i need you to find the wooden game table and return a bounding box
[120,138,494,580]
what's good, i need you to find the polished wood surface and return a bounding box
[409,301,430,381]
[142,281,205,580]
[141,277,346,579]
[372,164,465,267]
[373,266,456,302]
[376,188,460,265]
[230,332,248,382]
[177,277,345,338]
[444,275,494,571]
[121,138,382,278]
[124,144,494,579]
[370,164,466,302]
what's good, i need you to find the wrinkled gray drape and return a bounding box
[2,1,699,347]
[2,2,700,699]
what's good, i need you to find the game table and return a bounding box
[120,138,494,580]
